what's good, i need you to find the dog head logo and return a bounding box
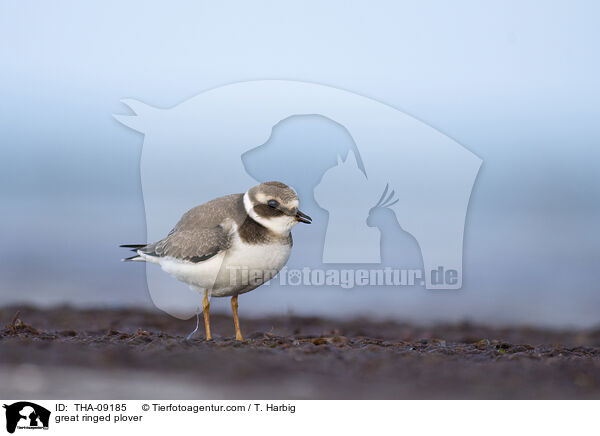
[3,402,50,433]
[115,80,481,319]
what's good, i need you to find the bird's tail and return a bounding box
[120,244,147,262]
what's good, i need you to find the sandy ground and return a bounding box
[1,305,599,399]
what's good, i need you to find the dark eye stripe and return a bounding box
[254,204,284,218]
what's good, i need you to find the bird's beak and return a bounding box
[295,210,312,224]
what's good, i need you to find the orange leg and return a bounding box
[203,290,212,340]
[231,295,243,341]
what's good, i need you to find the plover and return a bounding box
[121,181,311,341]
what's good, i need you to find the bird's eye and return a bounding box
[267,199,279,209]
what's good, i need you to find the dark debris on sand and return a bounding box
[1,306,599,399]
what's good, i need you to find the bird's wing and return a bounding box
[143,225,230,263]
[140,193,246,263]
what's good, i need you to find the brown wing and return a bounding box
[143,226,229,263]
[140,193,246,263]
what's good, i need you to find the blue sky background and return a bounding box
[1,1,599,327]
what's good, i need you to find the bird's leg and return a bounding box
[202,290,212,340]
[186,310,200,341]
[231,295,243,341]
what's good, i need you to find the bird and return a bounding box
[121,181,312,341]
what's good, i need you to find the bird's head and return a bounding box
[367,184,399,228]
[244,181,312,235]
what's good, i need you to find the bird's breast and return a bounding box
[223,239,292,277]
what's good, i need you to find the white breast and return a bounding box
[212,236,292,297]
[148,235,292,298]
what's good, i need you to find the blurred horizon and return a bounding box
[1,1,599,328]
